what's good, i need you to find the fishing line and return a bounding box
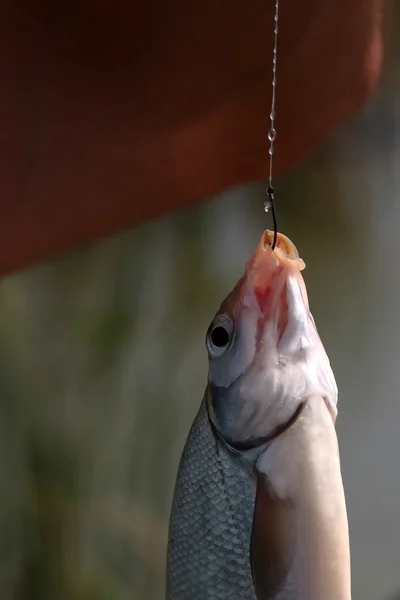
[264,0,279,250]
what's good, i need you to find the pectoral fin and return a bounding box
[250,472,292,600]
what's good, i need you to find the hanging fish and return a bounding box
[166,230,351,600]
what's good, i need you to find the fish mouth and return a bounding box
[210,400,306,453]
[257,230,305,271]
[247,231,307,320]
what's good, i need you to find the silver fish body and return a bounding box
[166,399,256,600]
[166,231,351,600]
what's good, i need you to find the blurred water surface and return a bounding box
[0,4,400,599]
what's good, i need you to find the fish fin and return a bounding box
[250,472,292,600]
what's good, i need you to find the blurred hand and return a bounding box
[1,0,383,274]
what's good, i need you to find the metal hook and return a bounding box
[265,187,278,250]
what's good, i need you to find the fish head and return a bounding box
[205,229,338,449]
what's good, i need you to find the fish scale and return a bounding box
[166,399,257,599]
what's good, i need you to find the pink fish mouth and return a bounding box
[258,230,305,267]
[248,230,305,292]
[245,230,307,341]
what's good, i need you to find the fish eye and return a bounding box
[206,314,234,359]
[210,326,230,347]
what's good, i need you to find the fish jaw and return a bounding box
[253,396,351,600]
[247,229,306,316]
[246,229,317,368]
[219,230,308,359]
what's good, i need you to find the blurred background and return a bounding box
[0,4,399,600]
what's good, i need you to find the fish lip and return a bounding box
[255,230,306,271]
[209,401,306,454]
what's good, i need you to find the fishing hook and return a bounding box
[266,186,278,250]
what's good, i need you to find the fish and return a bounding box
[166,230,351,600]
